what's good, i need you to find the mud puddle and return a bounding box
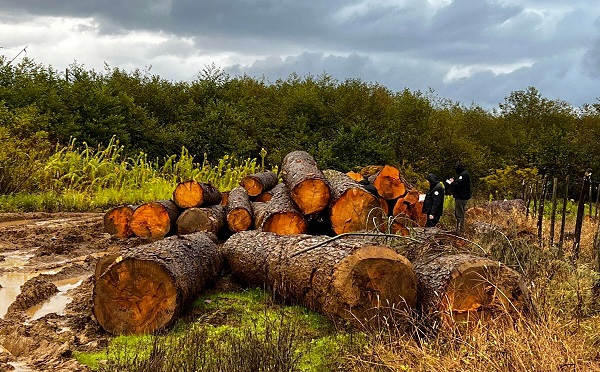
[26,276,86,321]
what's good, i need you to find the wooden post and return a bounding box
[532,181,539,218]
[537,175,548,245]
[550,177,558,247]
[573,171,592,260]
[559,176,569,253]
[525,184,532,219]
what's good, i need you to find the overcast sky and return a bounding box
[1,0,599,109]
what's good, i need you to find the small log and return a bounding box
[93,233,222,335]
[413,253,532,329]
[104,205,138,238]
[240,171,279,197]
[130,200,180,240]
[176,205,226,236]
[254,190,274,202]
[371,165,407,200]
[172,180,222,209]
[220,191,230,206]
[323,170,383,234]
[281,151,331,215]
[253,184,308,235]
[226,186,254,232]
[222,231,417,325]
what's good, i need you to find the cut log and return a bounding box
[176,205,226,236]
[281,151,331,215]
[413,253,532,329]
[104,205,138,238]
[93,233,222,335]
[172,180,222,209]
[226,186,254,232]
[222,231,417,325]
[323,169,384,234]
[220,191,230,206]
[240,171,279,197]
[130,200,180,240]
[254,190,274,202]
[253,184,308,235]
[346,171,365,182]
[371,165,407,200]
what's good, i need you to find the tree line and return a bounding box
[1,57,599,198]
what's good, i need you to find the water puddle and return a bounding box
[0,250,35,269]
[26,276,86,321]
[8,362,35,372]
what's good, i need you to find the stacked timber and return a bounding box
[253,183,308,235]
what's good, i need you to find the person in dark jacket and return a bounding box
[423,173,444,227]
[446,161,471,233]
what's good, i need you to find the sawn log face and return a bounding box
[281,151,331,215]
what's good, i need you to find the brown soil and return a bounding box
[0,213,147,371]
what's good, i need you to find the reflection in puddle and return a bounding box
[0,251,35,269]
[26,277,85,321]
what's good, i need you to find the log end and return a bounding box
[104,206,135,238]
[93,258,178,334]
[330,189,382,234]
[373,165,406,200]
[291,179,331,215]
[263,212,308,235]
[241,177,263,197]
[173,180,203,208]
[227,208,253,232]
[331,246,417,321]
[130,203,173,239]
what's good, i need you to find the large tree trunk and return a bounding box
[176,205,226,236]
[222,231,417,325]
[226,186,254,232]
[253,183,308,235]
[172,180,222,209]
[412,253,532,330]
[104,205,138,238]
[240,171,279,197]
[93,233,222,335]
[130,200,180,240]
[281,151,331,215]
[370,165,407,200]
[323,169,384,234]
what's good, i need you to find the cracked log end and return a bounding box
[173,180,203,208]
[291,179,331,215]
[130,201,176,239]
[330,189,382,234]
[227,208,253,232]
[104,206,136,238]
[93,259,177,335]
[262,212,308,235]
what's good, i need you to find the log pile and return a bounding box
[96,150,533,335]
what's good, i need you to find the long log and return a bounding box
[371,165,407,200]
[104,205,138,238]
[222,231,417,324]
[226,186,254,232]
[413,253,532,329]
[93,233,222,335]
[130,200,180,240]
[172,180,222,209]
[240,171,279,197]
[176,205,226,236]
[253,183,308,235]
[281,151,331,215]
[323,169,383,234]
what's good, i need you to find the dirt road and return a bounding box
[0,213,144,371]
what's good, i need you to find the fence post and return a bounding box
[550,177,558,247]
[573,171,592,260]
[537,175,548,245]
[559,176,569,253]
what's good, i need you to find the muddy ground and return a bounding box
[0,213,148,372]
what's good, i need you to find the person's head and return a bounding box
[454,161,465,173]
[426,173,438,187]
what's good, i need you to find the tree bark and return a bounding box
[323,170,383,234]
[240,171,279,197]
[281,151,331,215]
[172,180,222,209]
[176,205,226,236]
[221,231,417,325]
[104,205,138,238]
[130,200,180,240]
[226,186,254,232]
[371,165,407,200]
[253,184,308,235]
[412,253,532,330]
[93,233,222,335]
